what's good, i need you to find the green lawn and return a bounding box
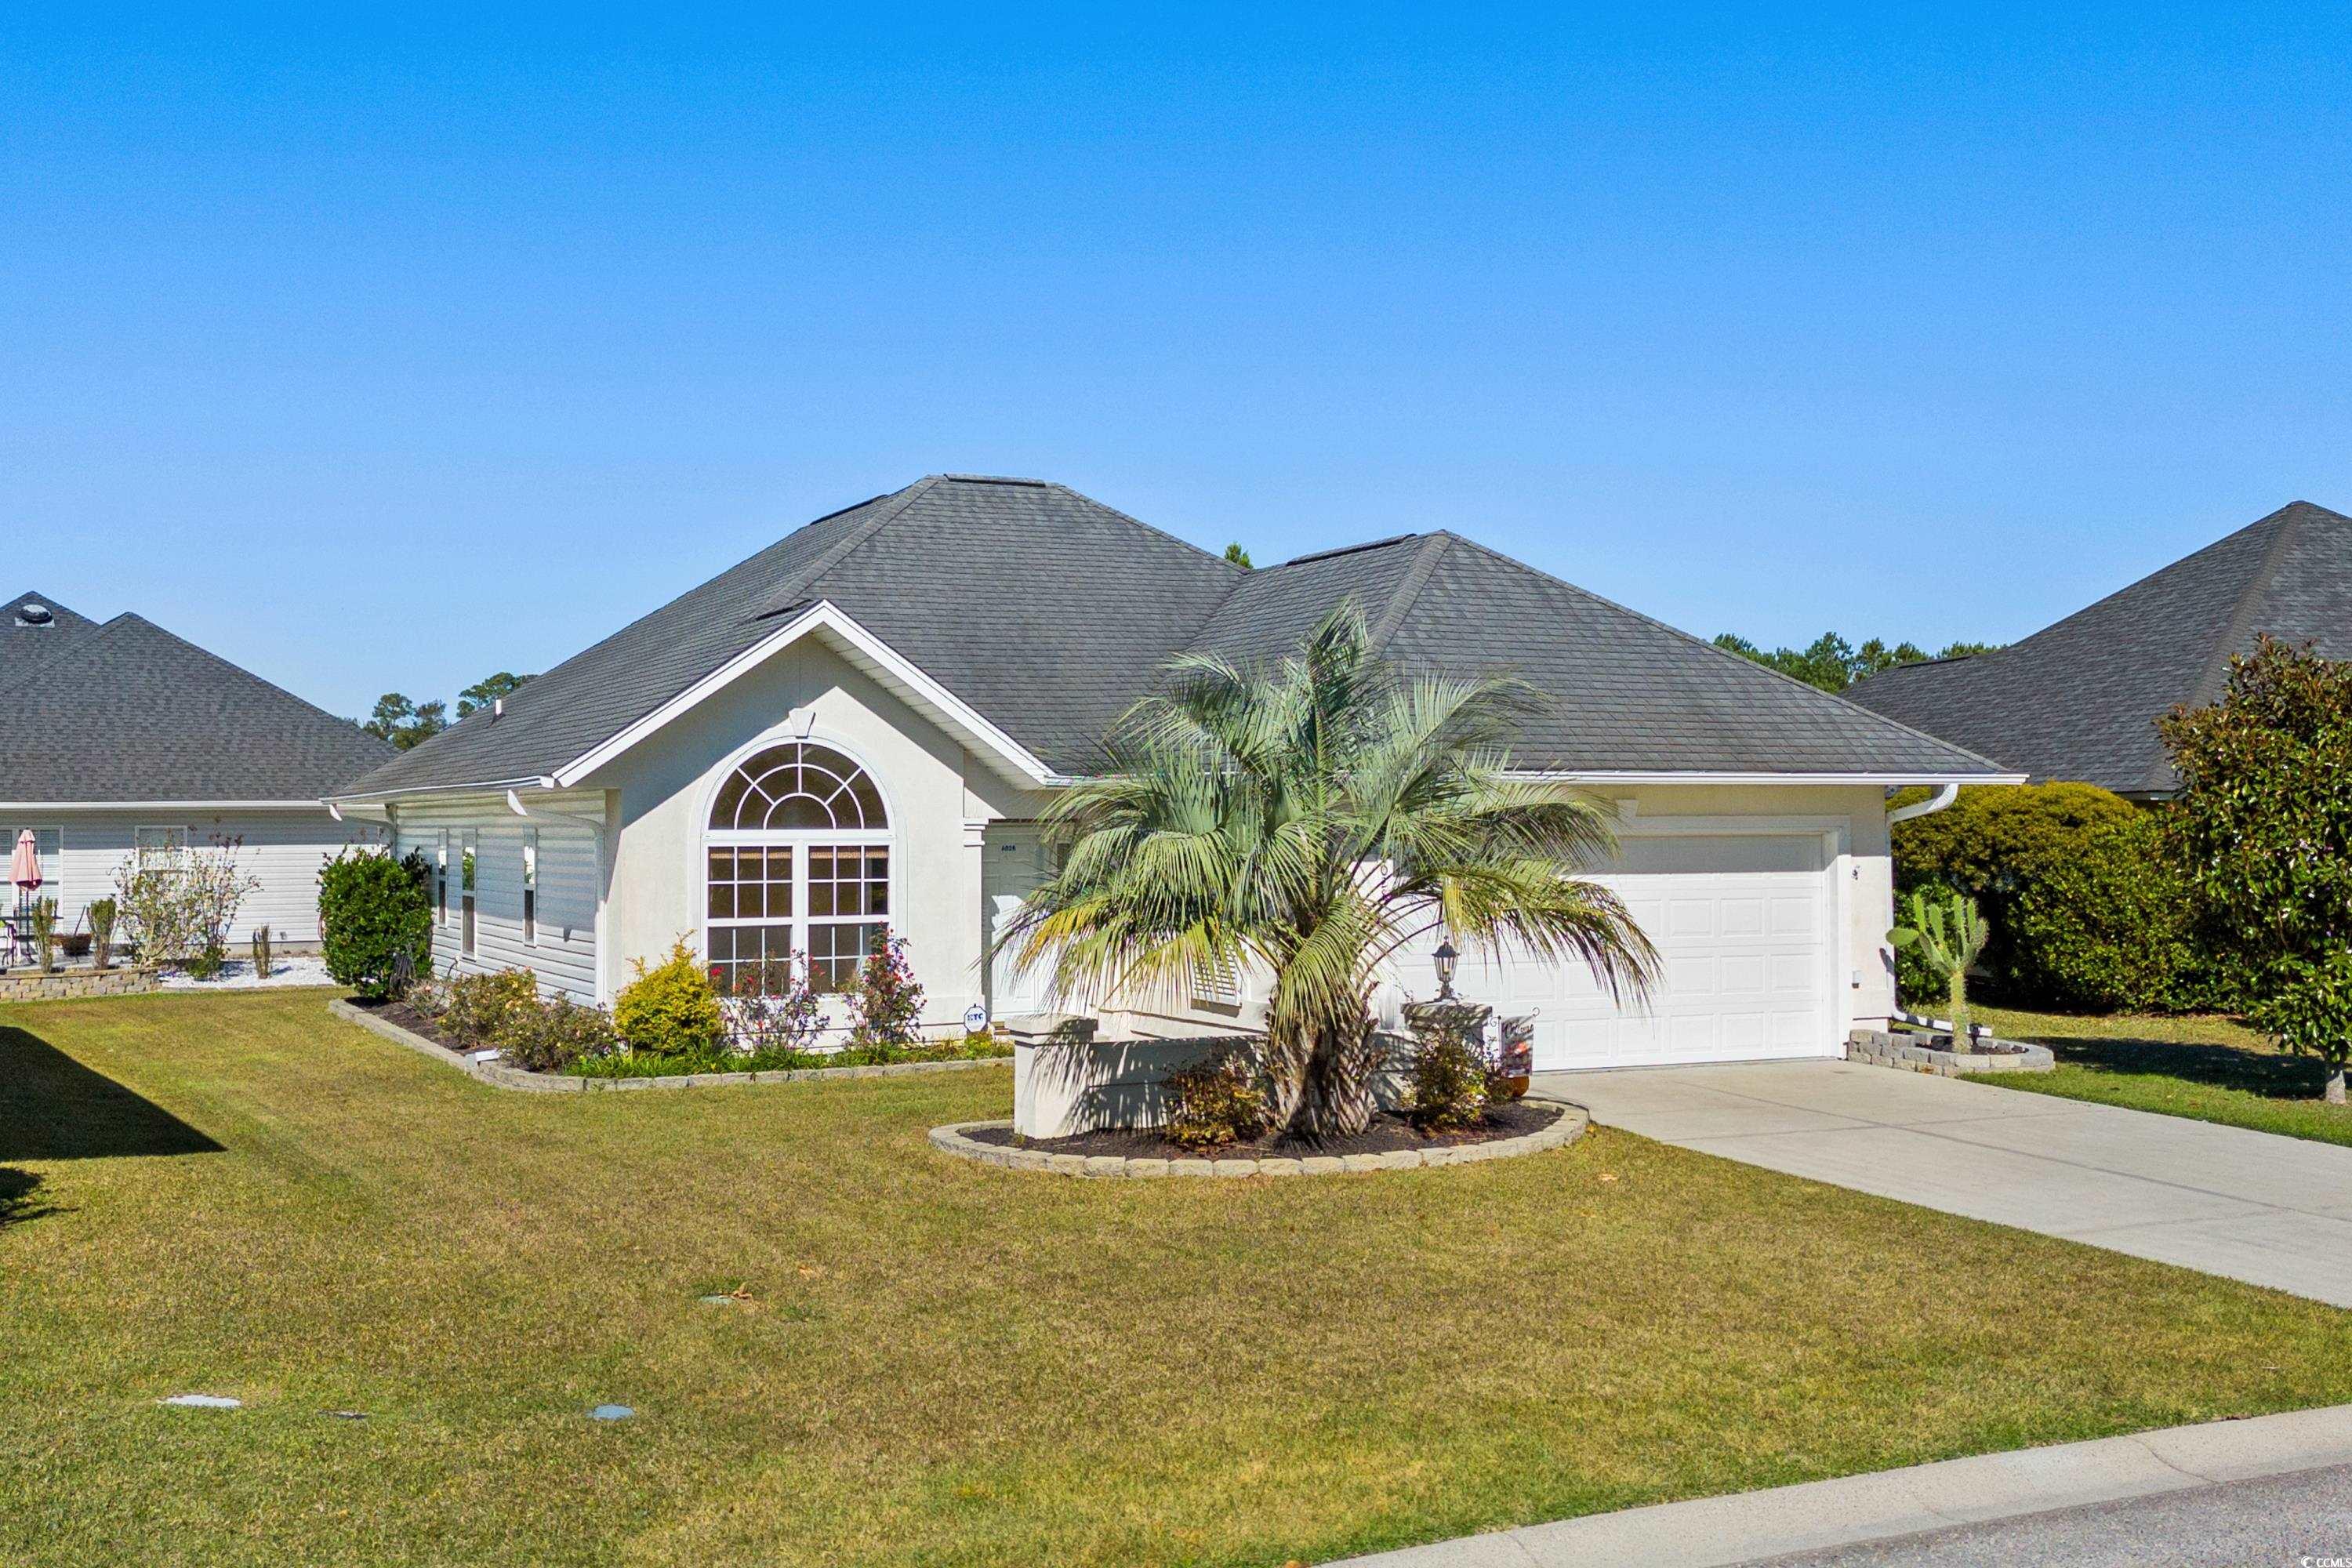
[1973,1004,2352,1149]
[9,995,2352,1568]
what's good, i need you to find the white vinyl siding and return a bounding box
[16,811,376,945]
[393,792,603,1003]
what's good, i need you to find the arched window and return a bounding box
[705,741,890,996]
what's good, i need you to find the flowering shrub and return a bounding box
[717,956,825,1054]
[491,995,621,1072]
[846,928,924,1058]
[113,836,261,978]
[441,969,540,1049]
[1162,1052,1268,1149]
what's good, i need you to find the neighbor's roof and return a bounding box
[2,592,101,690]
[0,607,394,803]
[341,475,2009,797]
[1849,501,2352,795]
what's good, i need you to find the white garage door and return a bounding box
[1395,832,1836,1071]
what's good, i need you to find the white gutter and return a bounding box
[0,799,338,811]
[326,775,559,805]
[1886,782,1962,825]
[1513,771,2027,787]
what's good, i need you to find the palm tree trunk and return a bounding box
[1287,1013,1379,1141]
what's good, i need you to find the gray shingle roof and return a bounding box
[343,476,2007,797]
[0,612,394,802]
[1849,501,2352,795]
[1,592,100,693]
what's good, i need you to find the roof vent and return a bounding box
[492,697,503,720]
[15,602,53,627]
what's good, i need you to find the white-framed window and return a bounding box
[703,741,890,996]
[434,831,450,927]
[459,829,478,957]
[134,825,190,855]
[521,830,539,947]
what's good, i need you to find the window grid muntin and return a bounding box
[704,743,891,998]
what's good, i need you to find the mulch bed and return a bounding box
[963,1097,1566,1160]
[347,996,481,1055]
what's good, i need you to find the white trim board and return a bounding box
[551,601,1061,792]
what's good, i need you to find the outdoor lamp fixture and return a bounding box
[1432,938,1459,1000]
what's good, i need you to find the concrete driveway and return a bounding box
[1536,1059,2352,1307]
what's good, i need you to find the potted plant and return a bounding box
[1889,888,1991,1051]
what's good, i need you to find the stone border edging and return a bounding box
[1847,1027,2055,1077]
[328,997,1011,1094]
[928,1097,1588,1178]
[0,966,161,1003]
[1321,1401,2352,1568]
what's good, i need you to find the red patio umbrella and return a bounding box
[9,829,39,966]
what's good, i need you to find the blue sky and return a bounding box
[6,6,2350,718]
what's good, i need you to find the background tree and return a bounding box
[1711,631,2000,693]
[1222,542,1254,568]
[457,670,532,718]
[1001,604,1656,1138]
[362,693,447,750]
[2161,636,2352,1104]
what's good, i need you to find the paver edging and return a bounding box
[1846,1027,2055,1078]
[928,1097,1588,1178]
[328,997,1011,1093]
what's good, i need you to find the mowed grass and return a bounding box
[7,996,2352,1568]
[1974,1004,2352,1149]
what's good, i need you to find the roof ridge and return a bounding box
[2183,497,2307,717]
[1364,534,1453,654]
[754,476,944,620]
[106,613,390,737]
[1432,532,2010,773]
[1039,481,1245,575]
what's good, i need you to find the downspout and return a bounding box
[1886,782,1959,826]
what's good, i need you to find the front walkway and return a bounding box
[1534,1058,2352,1307]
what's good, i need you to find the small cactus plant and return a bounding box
[28,897,57,973]
[251,924,273,979]
[1889,888,1991,1048]
[86,896,117,971]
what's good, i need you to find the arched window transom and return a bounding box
[705,742,890,996]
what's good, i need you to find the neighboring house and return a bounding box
[1851,501,2352,799]
[331,475,2016,1071]
[0,591,393,949]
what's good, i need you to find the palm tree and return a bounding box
[998,604,1657,1140]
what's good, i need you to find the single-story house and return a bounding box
[1850,500,2351,799]
[331,475,2016,1071]
[0,591,392,949]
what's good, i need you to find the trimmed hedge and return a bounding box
[1893,782,2210,1013]
[318,848,432,1000]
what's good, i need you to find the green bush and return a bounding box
[441,969,541,1049]
[318,848,432,1000]
[2008,814,2198,1012]
[1893,782,2169,1007]
[614,940,728,1057]
[1162,1054,1268,1149]
[491,995,621,1073]
[1404,1021,1493,1133]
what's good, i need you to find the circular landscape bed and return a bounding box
[931,1095,1586,1178]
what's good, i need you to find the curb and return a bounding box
[1321,1403,2352,1567]
[927,1098,1588,1178]
[327,997,1012,1093]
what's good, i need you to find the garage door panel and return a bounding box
[1397,831,1836,1072]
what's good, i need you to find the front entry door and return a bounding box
[984,826,1053,1021]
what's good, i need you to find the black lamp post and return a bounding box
[1432,938,1459,1001]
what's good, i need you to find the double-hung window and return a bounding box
[703,742,889,996]
[521,831,539,947]
[459,830,478,957]
[434,832,450,927]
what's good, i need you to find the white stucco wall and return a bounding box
[590,637,1038,1034]
[0,808,379,948]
